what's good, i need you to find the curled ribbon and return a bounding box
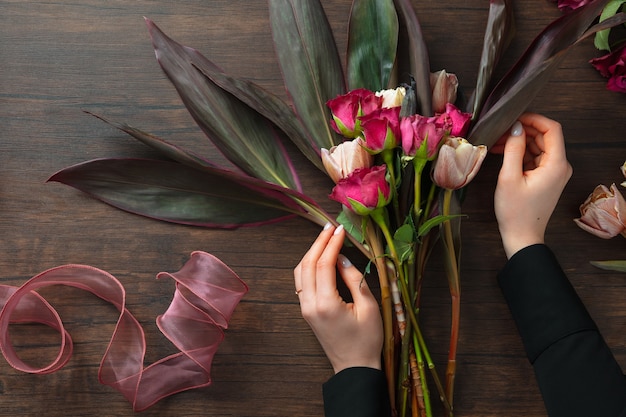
[0,251,248,411]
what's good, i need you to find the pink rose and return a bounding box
[589,44,626,94]
[400,114,445,159]
[329,165,391,215]
[433,103,472,138]
[432,137,487,190]
[360,107,402,153]
[327,89,382,138]
[321,137,374,183]
[574,183,626,239]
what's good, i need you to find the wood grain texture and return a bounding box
[0,0,625,416]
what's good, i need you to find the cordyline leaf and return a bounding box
[392,0,432,116]
[347,0,399,91]
[48,159,303,229]
[191,63,326,172]
[590,260,626,272]
[268,0,345,151]
[145,18,301,191]
[468,0,515,118]
[468,0,613,148]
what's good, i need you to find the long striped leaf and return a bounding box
[48,159,302,229]
[146,19,301,191]
[468,0,613,147]
[269,0,345,151]
[347,0,399,91]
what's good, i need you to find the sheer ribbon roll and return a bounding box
[0,251,248,411]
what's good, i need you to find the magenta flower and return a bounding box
[327,88,382,138]
[574,183,626,239]
[590,44,626,94]
[400,114,445,159]
[360,106,402,153]
[329,165,391,215]
[432,137,487,190]
[433,103,472,138]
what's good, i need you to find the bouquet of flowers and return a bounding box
[48,0,625,415]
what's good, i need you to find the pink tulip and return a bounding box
[574,183,626,239]
[321,137,374,183]
[329,165,391,215]
[360,107,401,153]
[432,137,487,190]
[400,114,445,159]
[327,88,382,138]
[430,70,459,114]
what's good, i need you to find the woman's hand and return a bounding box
[493,113,573,258]
[294,224,383,374]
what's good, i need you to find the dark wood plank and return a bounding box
[1,0,624,415]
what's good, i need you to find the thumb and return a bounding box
[499,121,527,180]
[337,254,374,303]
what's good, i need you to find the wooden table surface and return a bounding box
[1,0,625,416]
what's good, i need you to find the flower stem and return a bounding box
[442,188,460,414]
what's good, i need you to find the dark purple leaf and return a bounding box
[145,19,301,191]
[48,159,303,229]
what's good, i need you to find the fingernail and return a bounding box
[511,121,523,137]
[333,224,344,235]
[323,222,332,231]
[338,254,352,268]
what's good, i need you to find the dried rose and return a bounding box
[589,44,626,94]
[574,183,626,239]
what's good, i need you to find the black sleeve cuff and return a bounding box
[322,367,391,417]
[497,244,597,363]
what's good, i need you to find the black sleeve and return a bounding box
[322,367,391,417]
[498,244,626,417]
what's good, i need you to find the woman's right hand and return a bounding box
[493,113,573,258]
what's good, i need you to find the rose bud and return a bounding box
[329,165,391,215]
[327,88,382,138]
[400,114,445,160]
[360,107,402,154]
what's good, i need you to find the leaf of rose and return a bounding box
[145,19,301,191]
[468,0,615,148]
[347,0,399,91]
[48,159,301,229]
[268,0,345,151]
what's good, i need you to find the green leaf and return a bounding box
[268,0,345,151]
[468,0,615,148]
[191,66,326,172]
[417,214,464,238]
[392,0,432,115]
[48,159,302,229]
[590,260,626,272]
[594,0,626,51]
[347,0,399,91]
[468,0,515,117]
[337,209,365,244]
[145,19,301,191]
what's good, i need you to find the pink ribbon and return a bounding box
[0,251,248,411]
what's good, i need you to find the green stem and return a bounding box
[442,188,460,414]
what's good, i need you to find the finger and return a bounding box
[336,254,372,305]
[518,113,565,159]
[315,225,346,298]
[498,121,527,182]
[296,223,335,297]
